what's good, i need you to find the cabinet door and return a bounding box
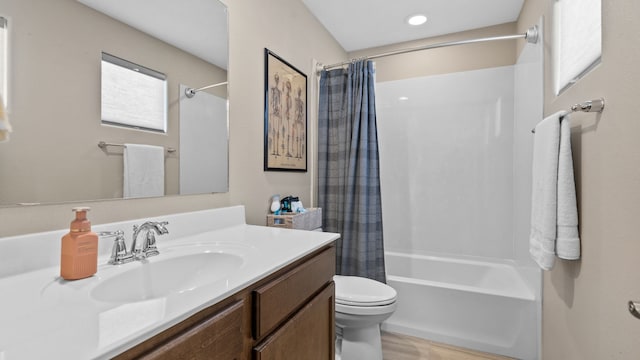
[253,282,335,360]
[253,247,335,340]
[141,300,245,360]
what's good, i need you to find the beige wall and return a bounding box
[349,22,518,82]
[0,0,346,237]
[518,0,640,359]
[0,0,226,204]
[226,0,346,225]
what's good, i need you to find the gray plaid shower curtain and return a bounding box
[318,60,386,283]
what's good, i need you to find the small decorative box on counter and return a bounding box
[266,208,322,231]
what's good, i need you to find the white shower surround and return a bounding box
[376,24,543,360]
[377,65,517,259]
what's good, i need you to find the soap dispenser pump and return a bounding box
[60,207,98,280]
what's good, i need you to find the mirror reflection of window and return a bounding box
[0,16,8,107]
[0,15,10,143]
[101,52,167,133]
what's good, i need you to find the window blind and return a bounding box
[101,53,167,132]
[554,0,602,94]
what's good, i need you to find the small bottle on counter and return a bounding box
[60,207,98,280]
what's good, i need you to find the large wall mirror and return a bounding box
[0,0,228,206]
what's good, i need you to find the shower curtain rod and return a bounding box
[318,25,539,72]
[185,81,228,98]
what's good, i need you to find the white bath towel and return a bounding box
[123,144,165,198]
[529,111,580,270]
[555,117,581,260]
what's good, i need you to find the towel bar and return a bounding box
[571,98,605,113]
[98,141,176,153]
[531,98,605,133]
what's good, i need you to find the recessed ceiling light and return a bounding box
[407,14,427,26]
[398,96,409,101]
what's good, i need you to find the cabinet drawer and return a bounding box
[140,300,245,360]
[253,246,335,340]
[253,282,335,360]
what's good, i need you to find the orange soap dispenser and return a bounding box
[60,207,98,280]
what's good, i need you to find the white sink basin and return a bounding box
[91,252,244,303]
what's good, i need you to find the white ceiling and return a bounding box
[77,0,228,69]
[302,0,525,52]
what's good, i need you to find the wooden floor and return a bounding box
[381,331,513,360]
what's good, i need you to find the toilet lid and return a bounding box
[334,275,397,306]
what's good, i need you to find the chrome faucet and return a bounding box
[131,221,169,259]
[98,230,134,265]
[98,221,169,264]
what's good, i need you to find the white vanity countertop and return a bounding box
[0,206,339,359]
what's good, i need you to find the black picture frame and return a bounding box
[264,48,307,172]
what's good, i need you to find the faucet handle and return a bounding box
[159,221,169,231]
[99,230,133,265]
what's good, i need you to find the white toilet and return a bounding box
[333,275,397,360]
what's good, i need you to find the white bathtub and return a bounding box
[382,251,539,360]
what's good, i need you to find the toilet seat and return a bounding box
[335,301,397,316]
[334,275,397,307]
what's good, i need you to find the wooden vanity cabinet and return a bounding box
[137,299,246,360]
[113,294,251,360]
[114,244,335,360]
[253,283,335,360]
[253,246,336,359]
